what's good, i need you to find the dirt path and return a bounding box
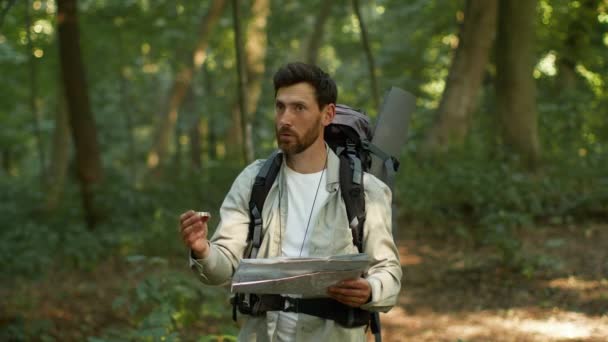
[376,224,608,341]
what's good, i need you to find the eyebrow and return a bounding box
[275,99,307,107]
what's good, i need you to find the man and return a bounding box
[179,62,402,341]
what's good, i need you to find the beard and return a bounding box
[276,117,323,155]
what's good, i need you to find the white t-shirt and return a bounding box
[281,165,329,257]
[271,164,329,341]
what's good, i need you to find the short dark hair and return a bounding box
[273,62,338,109]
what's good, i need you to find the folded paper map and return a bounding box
[231,253,370,298]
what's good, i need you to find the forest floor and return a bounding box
[2,224,607,341]
[378,223,608,342]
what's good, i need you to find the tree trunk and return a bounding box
[495,0,541,169]
[26,0,46,186]
[302,1,334,65]
[352,0,380,111]
[117,30,137,184]
[556,0,596,93]
[45,94,71,212]
[231,0,249,165]
[2,149,12,175]
[243,0,270,162]
[121,76,137,183]
[421,0,498,154]
[146,0,226,171]
[203,62,218,160]
[181,87,202,170]
[190,116,202,170]
[56,0,103,229]
[174,119,183,176]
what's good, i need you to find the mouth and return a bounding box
[278,130,295,138]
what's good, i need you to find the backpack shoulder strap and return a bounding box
[246,150,283,259]
[337,145,384,341]
[338,144,366,253]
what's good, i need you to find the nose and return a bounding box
[277,108,294,127]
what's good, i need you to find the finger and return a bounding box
[183,228,207,247]
[336,279,367,289]
[327,286,368,300]
[187,230,206,246]
[327,286,367,297]
[181,223,196,236]
[182,215,201,228]
[182,215,208,231]
[328,292,367,305]
[330,291,367,298]
[182,222,207,238]
[192,226,208,241]
[180,210,196,223]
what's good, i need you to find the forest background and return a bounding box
[1,0,607,341]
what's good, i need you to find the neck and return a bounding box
[285,139,327,173]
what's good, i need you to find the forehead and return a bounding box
[275,82,317,104]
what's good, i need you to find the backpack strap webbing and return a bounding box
[232,295,371,327]
[338,143,366,253]
[337,145,382,341]
[363,140,400,190]
[246,150,283,259]
[234,151,284,322]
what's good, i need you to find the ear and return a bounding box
[321,103,336,127]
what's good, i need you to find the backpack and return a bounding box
[232,104,399,341]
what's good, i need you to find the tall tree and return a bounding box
[1,150,12,174]
[556,0,597,92]
[45,95,70,212]
[56,0,103,229]
[189,117,203,170]
[226,0,270,164]
[26,0,46,186]
[352,0,380,111]
[203,62,217,161]
[243,0,270,162]
[301,1,334,65]
[495,0,541,168]
[183,88,202,169]
[117,28,137,184]
[232,0,249,164]
[146,0,227,171]
[421,0,498,154]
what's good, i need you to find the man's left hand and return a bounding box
[327,278,371,308]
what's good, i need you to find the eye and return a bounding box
[295,104,305,112]
[275,102,285,112]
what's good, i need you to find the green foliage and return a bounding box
[0,316,55,342]
[92,258,237,341]
[0,178,80,278]
[397,142,607,266]
[1,0,607,338]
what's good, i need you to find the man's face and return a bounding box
[274,82,332,155]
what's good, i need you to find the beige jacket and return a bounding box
[190,148,402,341]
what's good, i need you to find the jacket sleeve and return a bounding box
[360,174,403,312]
[189,160,264,286]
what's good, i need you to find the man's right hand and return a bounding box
[179,210,211,259]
